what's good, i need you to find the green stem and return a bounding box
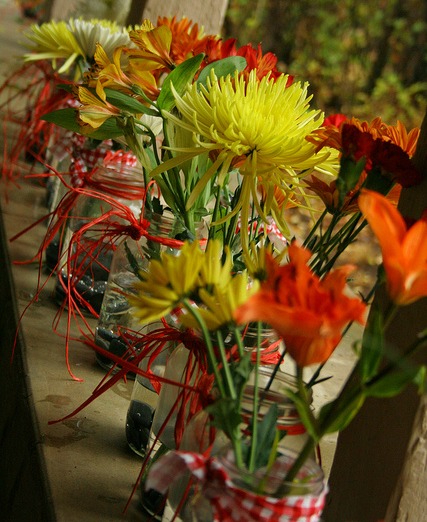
[232,325,246,359]
[181,298,226,398]
[303,208,328,250]
[215,330,237,400]
[285,330,427,483]
[248,322,262,472]
[208,185,222,241]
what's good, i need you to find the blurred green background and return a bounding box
[223,0,427,128]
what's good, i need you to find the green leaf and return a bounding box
[157,54,204,112]
[284,388,320,442]
[230,352,253,396]
[319,393,365,434]
[366,366,420,398]
[124,240,144,280]
[196,56,247,88]
[414,365,427,394]
[359,303,384,382]
[243,403,282,470]
[104,88,159,117]
[337,155,366,205]
[42,108,124,140]
[364,165,394,195]
[206,397,242,440]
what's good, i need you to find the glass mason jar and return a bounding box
[54,162,145,314]
[94,208,201,370]
[164,366,313,522]
[215,447,326,521]
[95,209,181,358]
[243,366,313,454]
[165,447,326,522]
[140,342,201,521]
[125,321,176,458]
[149,343,200,451]
[99,211,205,456]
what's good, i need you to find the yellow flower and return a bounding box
[155,70,332,250]
[198,240,233,288]
[243,242,286,282]
[23,21,84,74]
[76,86,121,129]
[128,22,175,71]
[129,241,205,323]
[89,44,159,102]
[180,271,259,330]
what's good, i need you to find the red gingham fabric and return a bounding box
[71,147,138,187]
[236,216,288,249]
[145,451,327,521]
[54,131,138,188]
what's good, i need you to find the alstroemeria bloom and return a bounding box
[76,86,121,129]
[358,189,427,306]
[89,44,159,102]
[234,243,366,366]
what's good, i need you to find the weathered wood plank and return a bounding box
[324,110,427,521]
[44,0,228,35]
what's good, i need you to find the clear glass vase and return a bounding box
[166,447,326,522]
[164,367,314,522]
[94,209,184,365]
[125,321,175,457]
[139,342,202,520]
[54,162,145,314]
[104,212,205,454]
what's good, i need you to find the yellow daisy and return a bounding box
[23,21,84,74]
[198,239,233,288]
[129,241,205,323]
[180,271,258,331]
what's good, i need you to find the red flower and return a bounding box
[207,38,292,83]
[323,113,348,128]
[305,175,359,214]
[234,243,366,367]
[370,140,422,188]
[341,124,375,163]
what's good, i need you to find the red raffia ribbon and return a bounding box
[1,61,75,187]
[146,451,328,522]
[47,324,211,425]
[10,182,181,380]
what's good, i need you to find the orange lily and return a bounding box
[234,242,366,367]
[358,189,427,306]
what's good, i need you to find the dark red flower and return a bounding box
[370,140,422,188]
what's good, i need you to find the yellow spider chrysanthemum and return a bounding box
[129,241,205,324]
[154,70,333,250]
[23,21,85,74]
